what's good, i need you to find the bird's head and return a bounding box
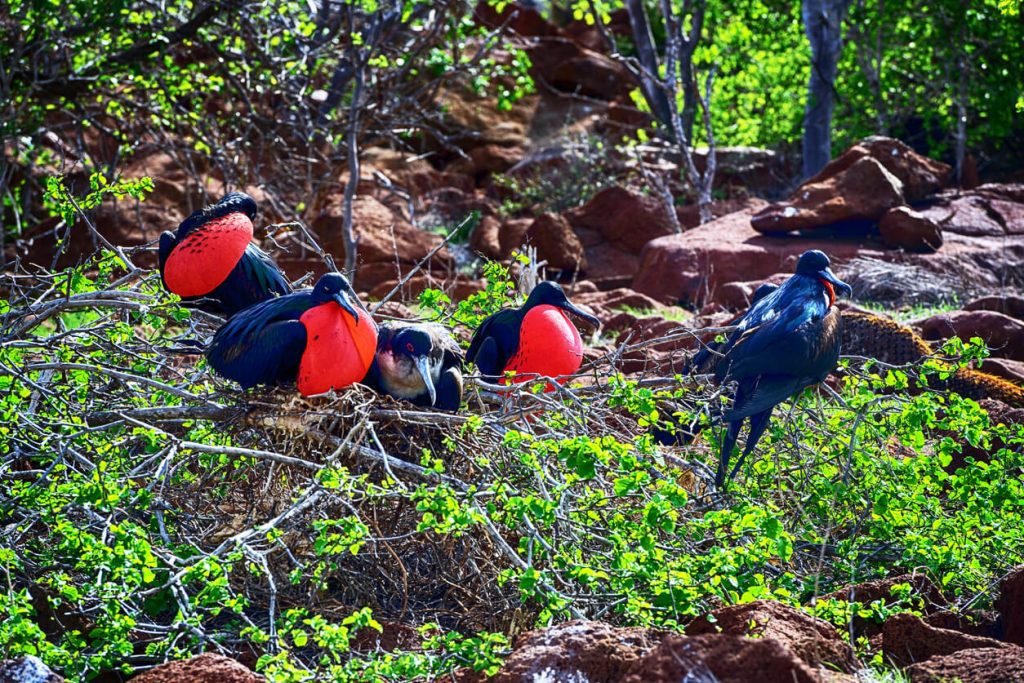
[311,272,362,323]
[524,281,601,329]
[794,250,852,306]
[177,191,258,238]
[379,326,438,405]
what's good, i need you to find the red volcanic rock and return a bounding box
[313,195,452,291]
[882,613,1010,668]
[468,215,502,260]
[965,295,1024,321]
[685,600,858,673]
[813,573,946,639]
[447,144,524,179]
[906,647,1024,682]
[0,656,65,683]
[473,1,559,37]
[918,310,1024,361]
[979,358,1024,384]
[806,136,951,202]
[525,212,587,271]
[924,610,1001,640]
[917,184,1024,238]
[634,203,1024,306]
[131,654,265,683]
[676,196,768,230]
[483,620,665,683]
[879,206,943,252]
[623,633,856,683]
[710,273,790,311]
[569,186,679,253]
[529,37,635,101]
[497,217,533,258]
[996,566,1024,647]
[752,156,905,234]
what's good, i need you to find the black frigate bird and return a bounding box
[692,250,852,487]
[364,322,464,412]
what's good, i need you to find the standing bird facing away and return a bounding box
[159,192,291,315]
[466,281,601,386]
[365,322,464,411]
[694,250,852,487]
[206,273,377,396]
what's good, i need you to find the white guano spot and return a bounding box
[782,206,798,218]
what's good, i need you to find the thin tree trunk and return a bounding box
[624,0,674,136]
[341,64,363,281]
[801,0,851,179]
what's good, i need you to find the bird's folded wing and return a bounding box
[717,300,823,382]
[207,319,307,388]
[239,243,292,297]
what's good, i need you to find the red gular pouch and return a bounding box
[297,303,378,397]
[163,212,254,297]
[503,305,586,393]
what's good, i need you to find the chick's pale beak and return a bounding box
[821,268,853,297]
[414,355,436,405]
[333,292,360,324]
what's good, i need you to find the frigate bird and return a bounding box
[159,192,291,315]
[206,272,377,396]
[466,281,601,385]
[693,250,852,487]
[365,322,464,411]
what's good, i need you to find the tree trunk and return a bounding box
[801,0,851,179]
[624,0,674,136]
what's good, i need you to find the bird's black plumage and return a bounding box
[364,322,464,411]
[206,273,361,389]
[690,250,852,487]
[466,281,600,381]
[159,192,291,315]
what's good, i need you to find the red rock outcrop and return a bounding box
[996,566,1024,647]
[917,310,1024,361]
[525,212,587,271]
[569,186,678,254]
[906,647,1024,682]
[480,620,665,683]
[813,573,945,639]
[622,633,856,683]
[806,136,951,202]
[965,294,1024,320]
[130,653,265,683]
[917,184,1024,238]
[685,600,859,673]
[752,156,905,234]
[528,38,636,101]
[879,206,943,252]
[882,613,1010,667]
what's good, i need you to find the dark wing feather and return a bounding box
[466,309,521,375]
[716,296,828,382]
[158,231,178,289]
[239,243,291,297]
[205,292,311,388]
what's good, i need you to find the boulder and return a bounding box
[482,620,665,683]
[879,206,943,252]
[497,217,533,259]
[685,600,859,673]
[996,566,1024,647]
[0,656,65,683]
[965,295,1024,321]
[622,633,856,683]
[529,37,635,101]
[917,184,1024,238]
[569,186,678,253]
[525,212,587,271]
[709,273,790,312]
[130,653,265,683]
[814,573,945,639]
[752,156,905,234]
[473,0,560,37]
[979,357,1024,384]
[917,310,1024,361]
[313,195,452,291]
[882,613,1010,668]
[468,215,502,260]
[447,144,524,179]
[634,204,1024,306]
[906,647,1024,682]
[805,136,951,202]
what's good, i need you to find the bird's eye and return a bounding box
[406,342,414,353]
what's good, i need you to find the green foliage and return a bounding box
[418,258,522,332]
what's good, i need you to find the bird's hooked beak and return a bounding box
[332,292,360,324]
[818,267,853,298]
[414,355,437,406]
[556,300,601,330]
